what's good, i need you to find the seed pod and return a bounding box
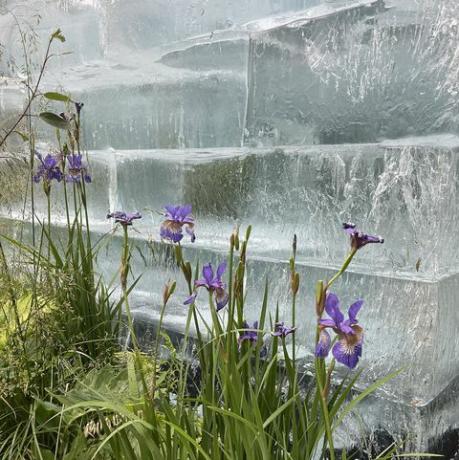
[175,244,183,265]
[163,280,176,305]
[315,280,325,317]
[182,261,192,286]
[291,272,300,296]
[230,225,240,250]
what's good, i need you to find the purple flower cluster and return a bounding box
[315,293,364,369]
[160,205,196,244]
[343,222,383,250]
[33,153,64,184]
[184,261,228,311]
[33,152,91,186]
[107,211,142,227]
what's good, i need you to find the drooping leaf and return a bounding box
[51,29,65,42]
[43,91,71,102]
[39,112,69,129]
[12,130,29,141]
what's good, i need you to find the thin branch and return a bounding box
[0,36,54,149]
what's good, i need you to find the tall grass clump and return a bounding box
[0,41,119,455]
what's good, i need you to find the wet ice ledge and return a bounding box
[7,135,459,280]
[22,134,457,281]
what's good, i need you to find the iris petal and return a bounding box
[215,290,228,311]
[348,300,363,323]
[202,264,214,285]
[339,321,354,335]
[325,293,344,325]
[216,261,227,279]
[184,292,197,305]
[319,319,336,328]
[315,329,331,358]
[332,338,363,369]
[180,204,192,217]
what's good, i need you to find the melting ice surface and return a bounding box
[1,0,459,451]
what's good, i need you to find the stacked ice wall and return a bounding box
[1,0,459,451]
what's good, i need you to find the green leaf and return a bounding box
[43,91,71,102]
[262,395,296,429]
[39,112,69,129]
[34,399,62,430]
[32,447,54,460]
[12,130,29,141]
[333,368,404,431]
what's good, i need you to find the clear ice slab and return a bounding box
[244,0,459,146]
[66,136,459,280]
[35,55,247,150]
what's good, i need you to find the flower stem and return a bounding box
[325,248,357,290]
[46,190,51,260]
[121,225,139,351]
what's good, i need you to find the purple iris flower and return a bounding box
[33,153,63,184]
[238,321,259,347]
[65,154,91,183]
[314,292,364,369]
[184,262,228,311]
[107,211,142,226]
[160,205,195,244]
[271,322,296,338]
[343,222,384,250]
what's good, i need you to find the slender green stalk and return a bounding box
[326,248,357,290]
[121,224,138,351]
[152,297,169,398]
[46,190,51,260]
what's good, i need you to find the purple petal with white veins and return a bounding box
[160,226,183,243]
[332,339,362,369]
